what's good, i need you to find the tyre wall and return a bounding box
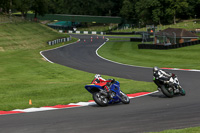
[138,40,200,50]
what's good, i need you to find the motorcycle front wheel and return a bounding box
[120,91,130,104]
[161,85,174,98]
[93,92,108,107]
[179,88,186,96]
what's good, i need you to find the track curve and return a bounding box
[0,34,200,133]
[41,34,153,82]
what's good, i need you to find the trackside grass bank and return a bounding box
[0,22,156,111]
[151,127,200,133]
[112,19,200,32]
[98,41,200,70]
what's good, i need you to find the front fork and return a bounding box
[100,90,108,97]
[173,84,182,93]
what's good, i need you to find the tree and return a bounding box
[0,0,12,14]
[62,0,97,15]
[104,0,122,16]
[120,0,136,22]
[48,0,65,14]
[63,0,122,16]
[193,0,200,19]
[165,0,188,24]
[1,0,197,26]
[135,0,163,25]
[13,0,31,18]
[30,0,48,19]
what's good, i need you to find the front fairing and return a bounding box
[110,81,121,100]
[85,84,103,93]
[110,81,120,91]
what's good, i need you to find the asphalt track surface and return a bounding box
[1,34,200,133]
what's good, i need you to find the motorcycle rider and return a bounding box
[153,66,180,92]
[91,74,114,98]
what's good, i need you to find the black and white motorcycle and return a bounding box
[153,73,186,98]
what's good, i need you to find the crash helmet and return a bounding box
[95,74,101,79]
[153,66,159,72]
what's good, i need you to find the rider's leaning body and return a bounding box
[153,66,181,92]
[153,66,172,84]
[91,74,113,92]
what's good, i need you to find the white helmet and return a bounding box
[95,74,101,79]
[153,66,159,72]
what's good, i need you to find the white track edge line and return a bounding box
[39,38,80,63]
[96,38,151,69]
[129,91,159,99]
[0,91,159,116]
[9,92,157,113]
[96,39,200,72]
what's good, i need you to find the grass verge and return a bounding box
[112,19,200,32]
[98,40,200,70]
[0,22,156,111]
[150,127,200,133]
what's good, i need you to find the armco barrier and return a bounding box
[106,31,135,35]
[138,40,200,50]
[47,36,71,45]
[130,37,154,42]
[67,30,105,35]
[106,31,150,36]
[130,38,142,42]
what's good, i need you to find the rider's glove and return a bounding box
[111,79,115,83]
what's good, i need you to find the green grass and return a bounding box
[0,22,156,111]
[0,22,68,51]
[112,19,200,32]
[13,11,34,15]
[151,127,200,133]
[0,15,25,24]
[105,34,141,37]
[108,38,131,41]
[98,41,200,70]
[1,21,200,132]
[77,25,111,32]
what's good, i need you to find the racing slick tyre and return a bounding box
[120,91,130,104]
[180,88,186,96]
[93,92,108,107]
[161,85,174,98]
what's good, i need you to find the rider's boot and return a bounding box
[172,83,181,94]
[174,89,180,93]
[105,86,114,99]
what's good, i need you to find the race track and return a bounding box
[0,34,200,133]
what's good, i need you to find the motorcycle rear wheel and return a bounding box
[93,92,108,107]
[161,85,174,98]
[120,91,130,104]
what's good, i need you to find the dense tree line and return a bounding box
[0,0,199,25]
[122,0,200,25]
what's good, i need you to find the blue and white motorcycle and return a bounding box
[85,80,130,106]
